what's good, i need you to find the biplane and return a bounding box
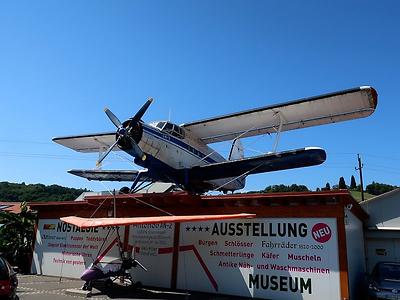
[53,86,377,193]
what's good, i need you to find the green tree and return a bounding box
[350,176,357,189]
[338,177,347,189]
[366,182,398,196]
[0,181,89,202]
[263,184,309,193]
[0,202,37,272]
[324,182,331,190]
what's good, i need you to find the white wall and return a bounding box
[345,210,366,300]
[365,230,400,273]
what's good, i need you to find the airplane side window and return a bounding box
[177,127,185,139]
[164,123,173,132]
[161,122,185,139]
[172,125,185,139]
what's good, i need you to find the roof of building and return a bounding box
[0,202,21,213]
[360,188,400,205]
[28,189,368,221]
[360,188,400,229]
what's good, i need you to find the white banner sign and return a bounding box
[32,219,124,278]
[177,218,340,300]
[33,217,340,300]
[128,223,175,288]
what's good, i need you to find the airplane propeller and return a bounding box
[104,108,122,128]
[96,98,153,167]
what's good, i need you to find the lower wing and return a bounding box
[186,147,326,181]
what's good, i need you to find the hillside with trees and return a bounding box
[248,184,309,194]
[248,176,397,200]
[366,181,398,195]
[0,182,88,202]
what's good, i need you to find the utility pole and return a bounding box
[355,154,365,202]
[113,189,117,217]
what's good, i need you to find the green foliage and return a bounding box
[324,182,331,190]
[0,202,37,272]
[263,184,309,193]
[350,190,375,202]
[350,175,357,189]
[338,177,347,189]
[366,181,398,196]
[0,181,89,202]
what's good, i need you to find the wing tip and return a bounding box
[360,86,378,109]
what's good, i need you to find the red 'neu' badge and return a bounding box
[312,223,332,243]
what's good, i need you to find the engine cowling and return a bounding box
[117,120,143,150]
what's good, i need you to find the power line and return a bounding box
[0,151,127,162]
[0,139,53,145]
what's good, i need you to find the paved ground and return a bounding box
[16,275,250,300]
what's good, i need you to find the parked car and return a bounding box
[0,256,18,299]
[369,262,400,300]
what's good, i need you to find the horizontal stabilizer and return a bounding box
[61,213,256,228]
[68,169,151,182]
[186,147,326,181]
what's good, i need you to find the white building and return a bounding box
[360,188,400,272]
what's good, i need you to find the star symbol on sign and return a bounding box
[185,226,190,231]
[192,226,197,232]
[205,226,210,232]
[198,226,203,232]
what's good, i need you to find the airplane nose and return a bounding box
[117,127,126,136]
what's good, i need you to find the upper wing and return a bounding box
[186,147,326,181]
[53,132,116,153]
[61,213,255,228]
[182,86,377,144]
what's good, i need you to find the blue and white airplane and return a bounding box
[53,86,377,193]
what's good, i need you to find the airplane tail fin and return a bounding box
[228,139,246,189]
[228,139,244,161]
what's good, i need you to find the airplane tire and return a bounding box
[82,282,92,291]
[119,187,130,194]
[105,279,113,288]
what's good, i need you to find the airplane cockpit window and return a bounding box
[156,121,166,129]
[160,122,185,139]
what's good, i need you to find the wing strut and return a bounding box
[271,110,287,153]
[129,169,150,193]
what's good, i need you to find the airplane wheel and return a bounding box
[119,186,130,194]
[105,279,113,288]
[82,282,92,291]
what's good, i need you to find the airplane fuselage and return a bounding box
[127,121,245,192]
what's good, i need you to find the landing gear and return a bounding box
[133,281,143,289]
[111,272,133,287]
[82,281,92,291]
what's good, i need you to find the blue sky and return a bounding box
[0,0,399,192]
